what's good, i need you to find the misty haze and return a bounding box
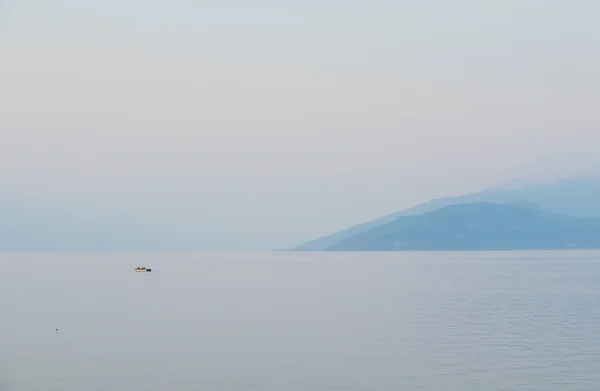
[2,1,600,390]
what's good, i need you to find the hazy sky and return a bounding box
[1,1,600,249]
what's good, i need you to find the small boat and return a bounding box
[134,266,152,272]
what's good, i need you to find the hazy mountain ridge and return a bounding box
[326,202,600,251]
[289,177,600,251]
[2,177,600,252]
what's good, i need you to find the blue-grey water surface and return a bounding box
[2,251,600,390]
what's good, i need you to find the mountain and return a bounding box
[326,202,600,251]
[289,177,600,251]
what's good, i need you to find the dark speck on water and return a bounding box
[2,251,600,391]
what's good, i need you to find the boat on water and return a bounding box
[135,266,152,272]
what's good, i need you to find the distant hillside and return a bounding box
[326,202,600,251]
[289,177,600,251]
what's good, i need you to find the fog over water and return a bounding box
[1,1,600,249]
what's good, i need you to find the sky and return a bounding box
[1,0,600,250]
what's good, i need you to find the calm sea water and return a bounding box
[2,251,600,391]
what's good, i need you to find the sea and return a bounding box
[2,251,600,391]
